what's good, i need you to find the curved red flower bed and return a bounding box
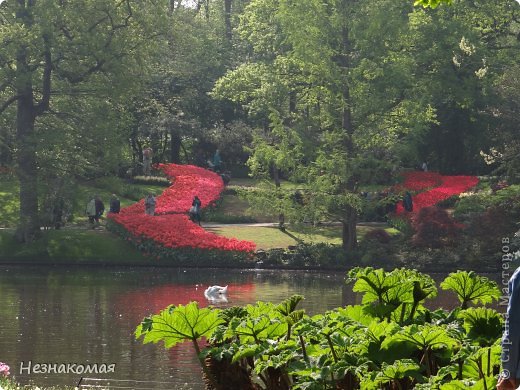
[119,164,225,216]
[109,164,256,252]
[396,172,478,214]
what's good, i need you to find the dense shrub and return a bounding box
[363,228,392,244]
[453,193,489,220]
[257,243,348,270]
[387,215,414,237]
[470,206,514,239]
[412,206,462,248]
[436,194,459,208]
[359,195,399,222]
[130,175,171,186]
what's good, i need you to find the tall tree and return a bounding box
[214,0,424,251]
[0,0,168,241]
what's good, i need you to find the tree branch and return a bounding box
[0,95,19,115]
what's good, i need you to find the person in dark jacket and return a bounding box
[403,191,413,212]
[94,196,105,222]
[189,196,202,225]
[109,194,120,214]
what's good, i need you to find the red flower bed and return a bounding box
[396,172,478,214]
[113,213,256,251]
[120,164,225,216]
[395,171,442,192]
[110,164,256,252]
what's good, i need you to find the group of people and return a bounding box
[85,194,120,228]
[84,145,223,226]
[86,193,202,226]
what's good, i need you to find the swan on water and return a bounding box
[204,285,228,296]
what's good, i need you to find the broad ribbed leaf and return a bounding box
[440,271,500,309]
[135,302,223,348]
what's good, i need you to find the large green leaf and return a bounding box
[440,271,500,309]
[458,307,503,347]
[372,359,424,387]
[386,324,458,351]
[135,302,223,348]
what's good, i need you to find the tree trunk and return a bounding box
[15,87,40,242]
[14,1,41,242]
[170,128,182,163]
[339,17,358,252]
[224,0,232,41]
[342,206,357,251]
[272,163,285,231]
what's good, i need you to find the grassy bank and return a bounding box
[0,228,150,265]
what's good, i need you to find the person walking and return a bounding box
[189,195,202,225]
[403,191,413,212]
[143,146,153,176]
[109,194,120,214]
[86,196,97,228]
[212,149,221,173]
[145,193,156,216]
[94,195,105,226]
[86,195,103,228]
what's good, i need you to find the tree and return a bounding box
[0,0,168,241]
[214,0,424,251]
[401,0,520,174]
[414,0,452,8]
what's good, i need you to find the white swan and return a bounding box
[204,285,228,303]
[204,285,228,296]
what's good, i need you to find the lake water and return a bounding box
[0,266,501,389]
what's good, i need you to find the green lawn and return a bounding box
[204,224,398,250]
[228,177,304,191]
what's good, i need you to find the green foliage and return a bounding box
[387,216,415,237]
[453,194,489,220]
[136,302,224,348]
[346,267,437,323]
[414,0,452,8]
[136,268,505,389]
[0,229,148,263]
[258,242,348,270]
[136,302,225,387]
[0,177,19,228]
[440,271,500,309]
[458,308,503,347]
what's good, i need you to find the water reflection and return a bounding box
[0,266,346,389]
[0,266,501,389]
